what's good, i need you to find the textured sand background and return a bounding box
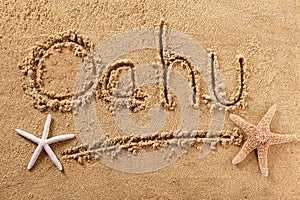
[0,0,299,199]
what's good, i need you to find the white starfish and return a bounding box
[16,114,75,170]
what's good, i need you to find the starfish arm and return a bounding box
[42,114,52,140]
[232,138,257,164]
[268,133,298,145]
[43,144,62,170]
[27,144,43,170]
[257,104,276,131]
[229,114,257,136]
[46,134,75,145]
[257,145,269,177]
[16,129,41,144]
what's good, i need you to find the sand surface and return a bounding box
[0,0,299,199]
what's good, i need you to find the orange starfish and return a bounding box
[229,104,297,177]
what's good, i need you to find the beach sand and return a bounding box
[0,0,299,199]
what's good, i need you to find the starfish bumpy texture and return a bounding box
[16,114,75,170]
[230,104,297,177]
